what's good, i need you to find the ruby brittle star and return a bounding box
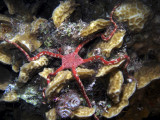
[101,3,120,41]
[2,35,130,119]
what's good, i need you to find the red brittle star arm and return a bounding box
[75,34,101,53]
[46,66,64,84]
[101,3,120,41]
[5,39,63,61]
[71,66,92,107]
[72,66,99,120]
[83,55,130,65]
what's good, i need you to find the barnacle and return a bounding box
[52,0,78,28]
[18,56,49,83]
[80,19,111,37]
[114,0,151,31]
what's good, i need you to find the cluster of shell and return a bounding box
[1,0,158,120]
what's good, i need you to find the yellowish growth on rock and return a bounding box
[0,46,12,65]
[0,82,10,91]
[107,70,124,103]
[134,63,160,89]
[80,19,111,37]
[12,60,22,73]
[39,68,54,79]
[45,108,57,120]
[31,18,48,33]
[0,42,22,72]
[45,70,72,97]
[88,30,125,58]
[0,14,12,23]
[52,0,77,28]
[18,56,48,83]
[1,90,18,102]
[11,33,42,52]
[45,67,95,97]
[102,81,136,118]
[0,20,42,72]
[73,106,95,118]
[0,44,21,72]
[121,81,137,101]
[114,0,151,31]
[103,100,129,118]
[96,60,125,77]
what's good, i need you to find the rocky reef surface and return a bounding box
[0,0,160,120]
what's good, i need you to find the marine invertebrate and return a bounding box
[101,3,120,41]
[2,35,129,108]
[80,19,111,37]
[88,29,126,58]
[52,0,78,28]
[1,33,130,120]
[102,81,136,118]
[114,0,151,31]
[45,67,95,97]
[0,1,140,119]
[134,62,160,89]
[56,90,81,118]
[18,56,48,83]
[46,106,95,120]
[107,70,124,103]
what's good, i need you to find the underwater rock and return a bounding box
[18,56,48,83]
[0,64,11,90]
[72,106,96,118]
[39,68,54,79]
[10,32,42,52]
[107,70,124,103]
[80,19,111,37]
[0,17,42,72]
[4,0,33,21]
[1,90,18,102]
[45,67,95,97]
[96,60,125,77]
[102,81,136,118]
[88,29,126,58]
[134,62,160,89]
[31,18,48,33]
[52,0,78,28]
[0,42,12,65]
[114,0,151,31]
[19,85,42,106]
[46,108,57,120]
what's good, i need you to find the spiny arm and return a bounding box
[5,39,63,61]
